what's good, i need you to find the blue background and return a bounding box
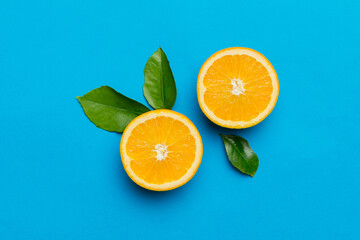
[1,0,359,239]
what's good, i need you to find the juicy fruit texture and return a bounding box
[120,110,203,191]
[197,47,279,129]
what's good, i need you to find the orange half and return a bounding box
[197,47,279,128]
[120,110,203,191]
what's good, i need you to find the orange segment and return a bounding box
[120,110,203,191]
[197,47,279,128]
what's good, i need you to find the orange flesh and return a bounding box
[126,116,196,185]
[203,55,273,121]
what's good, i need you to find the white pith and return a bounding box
[154,144,168,161]
[231,78,245,95]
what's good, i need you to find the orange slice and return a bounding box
[197,47,279,128]
[120,109,203,191]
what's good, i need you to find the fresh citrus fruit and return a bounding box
[197,47,279,129]
[120,109,203,191]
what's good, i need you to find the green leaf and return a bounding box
[77,86,150,133]
[220,134,259,177]
[143,47,176,109]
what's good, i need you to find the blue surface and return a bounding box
[1,0,359,239]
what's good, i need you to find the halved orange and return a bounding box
[197,47,279,128]
[120,109,203,191]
